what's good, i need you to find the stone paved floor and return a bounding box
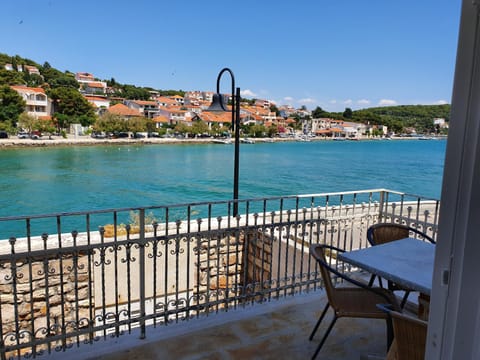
[52,291,390,360]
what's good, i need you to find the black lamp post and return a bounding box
[207,68,241,216]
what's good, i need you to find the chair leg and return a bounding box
[309,303,330,341]
[368,274,376,287]
[311,316,338,360]
[400,290,411,308]
[385,316,393,350]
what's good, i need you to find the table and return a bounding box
[338,238,435,295]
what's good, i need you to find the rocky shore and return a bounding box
[0,135,303,148]
[0,135,435,148]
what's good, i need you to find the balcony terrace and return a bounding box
[53,292,390,360]
[0,189,439,360]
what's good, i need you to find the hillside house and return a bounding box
[124,100,159,118]
[11,85,51,118]
[106,103,141,119]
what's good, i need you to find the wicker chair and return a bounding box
[366,223,435,307]
[377,304,428,360]
[309,244,400,360]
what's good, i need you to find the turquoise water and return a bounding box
[0,139,446,219]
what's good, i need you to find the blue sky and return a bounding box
[1,0,461,112]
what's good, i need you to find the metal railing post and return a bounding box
[378,190,386,222]
[139,209,146,339]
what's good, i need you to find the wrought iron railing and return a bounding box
[0,189,439,359]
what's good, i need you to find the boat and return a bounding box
[212,138,232,144]
[241,138,256,144]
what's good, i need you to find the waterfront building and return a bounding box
[11,85,51,119]
[124,99,159,118]
[106,103,140,119]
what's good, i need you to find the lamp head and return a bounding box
[206,93,228,112]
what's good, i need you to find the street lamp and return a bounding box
[206,68,241,216]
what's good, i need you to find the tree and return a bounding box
[24,73,44,87]
[126,116,150,133]
[17,112,37,133]
[267,124,278,137]
[269,104,280,116]
[0,85,26,129]
[174,122,190,135]
[18,112,56,138]
[343,107,353,119]
[94,113,127,133]
[42,68,79,89]
[311,106,327,118]
[49,87,96,129]
[0,69,24,86]
[190,120,209,136]
[248,124,266,137]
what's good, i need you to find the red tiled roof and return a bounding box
[198,111,232,123]
[84,96,109,101]
[86,82,105,88]
[156,96,177,104]
[153,115,169,123]
[132,100,157,106]
[107,103,139,116]
[11,85,45,94]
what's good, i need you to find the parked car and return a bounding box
[30,131,42,140]
[91,132,106,139]
[17,132,29,139]
[0,131,8,139]
[115,132,129,138]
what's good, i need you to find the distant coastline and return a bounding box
[0,135,446,148]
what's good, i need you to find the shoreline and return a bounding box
[0,135,446,148]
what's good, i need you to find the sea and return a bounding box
[0,139,446,235]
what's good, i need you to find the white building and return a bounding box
[11,85,51,118]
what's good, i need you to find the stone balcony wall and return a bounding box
[0,253,92,355]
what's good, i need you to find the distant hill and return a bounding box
[351,104,450,134]
[0,52,184,99]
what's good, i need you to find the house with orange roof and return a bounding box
[152,115,170,127]
[182,104,202,114]
[254,99,272,109]
[24,65,41,75]
[155,96,178,107]
[84,96,110,109]
[192,111,232,129]
[157,107,191,125]
[75,72,107,95]
[241,110,263,125]
[170,95,184,105]
[124,100,159,118]
[82,81,107,95]
[11,85,51,118]
[75,72,95,82]
[106,103,141,119]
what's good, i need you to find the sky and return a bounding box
[1,0,461,112]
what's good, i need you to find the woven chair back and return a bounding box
[368,223,410,246]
